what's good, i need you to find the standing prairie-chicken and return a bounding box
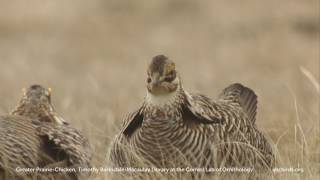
[109,55,274,175]
[0,85,92,180]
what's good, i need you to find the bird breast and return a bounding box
[129,114,210,168]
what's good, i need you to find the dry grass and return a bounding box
[0,0,318,179]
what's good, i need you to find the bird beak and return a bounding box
[151,78,160,87]
[150,73,162,90]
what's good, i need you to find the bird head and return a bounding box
[146,55,180,95]
[12,85,66,125]
[22,85,52,107]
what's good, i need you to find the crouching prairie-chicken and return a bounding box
[109,55,274,178]
[0,85,92,180]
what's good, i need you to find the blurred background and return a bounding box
[0,0,318,179]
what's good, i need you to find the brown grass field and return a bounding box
[0,0,318,179]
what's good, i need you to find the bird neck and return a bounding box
[11,98,67,125]
[11,103,55,122]
[143,86,186,121]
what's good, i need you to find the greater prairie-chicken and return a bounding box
[0,85,92,180]
[109,55,274,175]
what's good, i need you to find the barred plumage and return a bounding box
[0,85,92,180]
[109,55,274,175]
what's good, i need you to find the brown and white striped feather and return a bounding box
[110,83,274,171]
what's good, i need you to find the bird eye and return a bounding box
[164,70,176,82]
[147,77,152,83]
[164,76,174,82]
